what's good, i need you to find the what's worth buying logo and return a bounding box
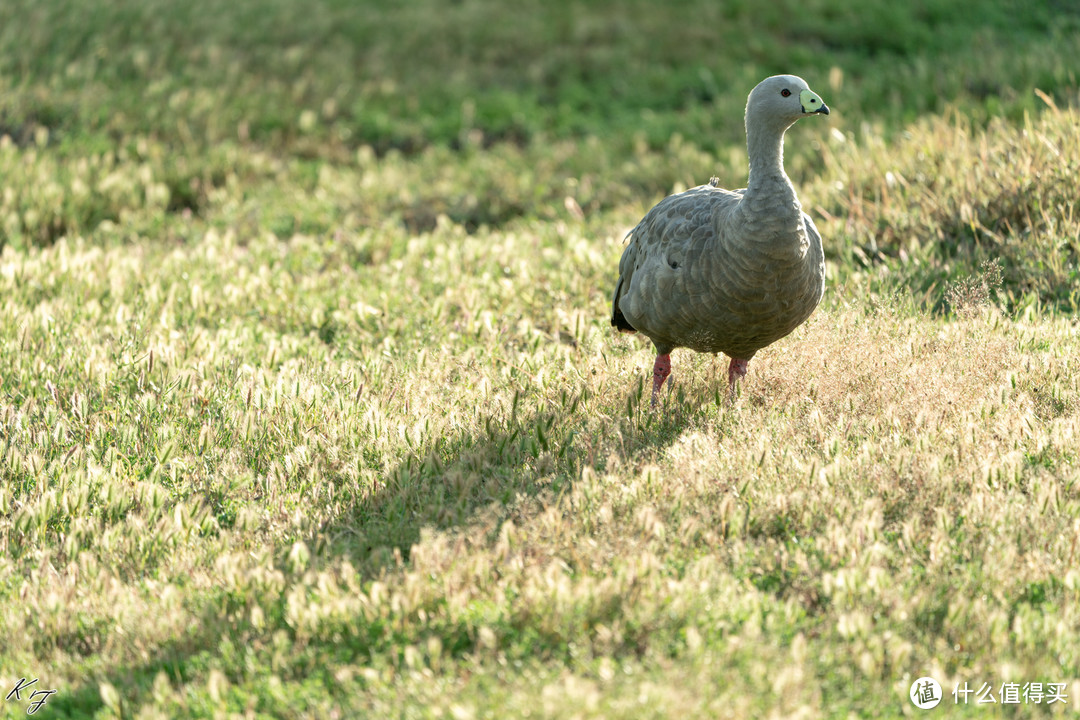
[910,676,1069,709]
[910,677,942,709]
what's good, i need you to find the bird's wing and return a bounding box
[611,184,741,343]
[800,210,827,307]
[802,211,822,258]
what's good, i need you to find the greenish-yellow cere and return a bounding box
[800,88,826,113]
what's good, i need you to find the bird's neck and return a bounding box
[743,120,795,203]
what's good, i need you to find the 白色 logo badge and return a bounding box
[910,677,943,709]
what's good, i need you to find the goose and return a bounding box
[611,74,829,406]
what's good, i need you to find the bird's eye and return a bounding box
[781,89,791,97]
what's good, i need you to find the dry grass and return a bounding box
[812,101,1080,310]
[2,172,1078,715]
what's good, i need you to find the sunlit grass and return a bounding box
[2,174,1078,716]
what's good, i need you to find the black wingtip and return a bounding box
[612,304,636,333]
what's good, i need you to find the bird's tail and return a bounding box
[611,279,637,333]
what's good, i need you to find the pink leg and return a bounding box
[727,357,749,397]
[651,353,672,407]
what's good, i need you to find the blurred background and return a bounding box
[0,0,1078,304]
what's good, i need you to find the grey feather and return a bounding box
[611,75,828,367]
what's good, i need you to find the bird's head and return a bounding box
[746,75,830,127]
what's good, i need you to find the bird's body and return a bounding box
[611,75,829,404]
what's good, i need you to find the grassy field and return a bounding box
[1,0,1079,717]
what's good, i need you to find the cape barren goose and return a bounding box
[611,75,829,406]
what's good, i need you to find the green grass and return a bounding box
[1,0,1080,717]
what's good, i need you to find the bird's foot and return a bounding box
[727,357,749,399]
[650,353,672,408]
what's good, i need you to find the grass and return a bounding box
[1,0,1079,717]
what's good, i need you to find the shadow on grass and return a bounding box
[43,379,724,717]
[314,376,728,573]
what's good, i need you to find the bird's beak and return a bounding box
[800,89,830,115]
